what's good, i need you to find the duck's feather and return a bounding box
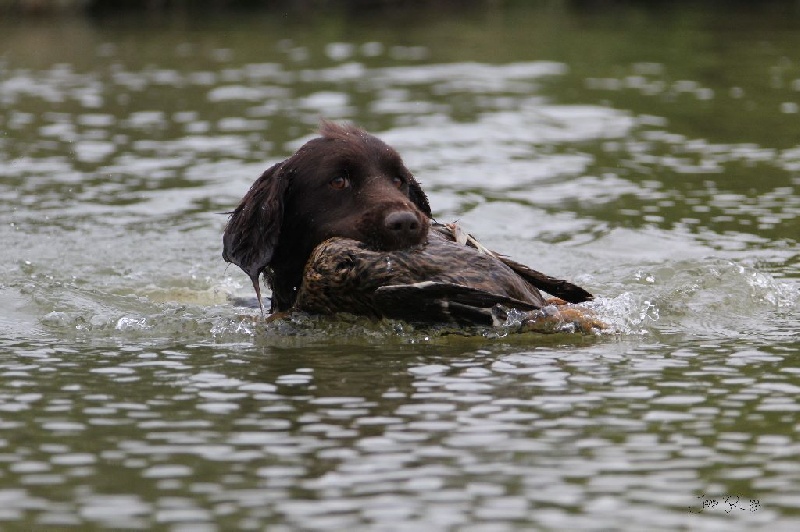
[432,223,593,303]
[373,281,539,326]
[495,256,593,304]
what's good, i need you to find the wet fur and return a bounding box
[222,122,431,312]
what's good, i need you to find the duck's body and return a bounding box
[294,223,603,333]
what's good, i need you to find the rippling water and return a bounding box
[1,3,799,530]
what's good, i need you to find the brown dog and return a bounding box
[223,122,431,312]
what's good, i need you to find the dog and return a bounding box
[223,122,596,330]
[223,122,431,313]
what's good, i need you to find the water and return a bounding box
[1,3,799,530]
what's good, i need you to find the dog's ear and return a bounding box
[408,176,432,217]
[222,162,287,310]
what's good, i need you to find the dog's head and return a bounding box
[222,122,431,311]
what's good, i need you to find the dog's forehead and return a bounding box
[299,132,402,171]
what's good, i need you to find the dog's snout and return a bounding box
[385,211,421,237]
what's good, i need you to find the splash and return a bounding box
[115,316,150,331]
[590,259,799,341]
[741,265,798,309]
[586,293,661,335]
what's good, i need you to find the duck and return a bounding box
[292,222,605,334]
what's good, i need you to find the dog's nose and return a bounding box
[384,211,421,238]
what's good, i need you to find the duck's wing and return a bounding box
[495,256,594,304]
[373,281,539,326]
[432,222,594,304]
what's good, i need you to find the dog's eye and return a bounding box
[329,176,350,190]
[391,176,405,188]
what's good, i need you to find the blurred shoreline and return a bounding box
[1,0,486,15]
[3,0,800,17]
